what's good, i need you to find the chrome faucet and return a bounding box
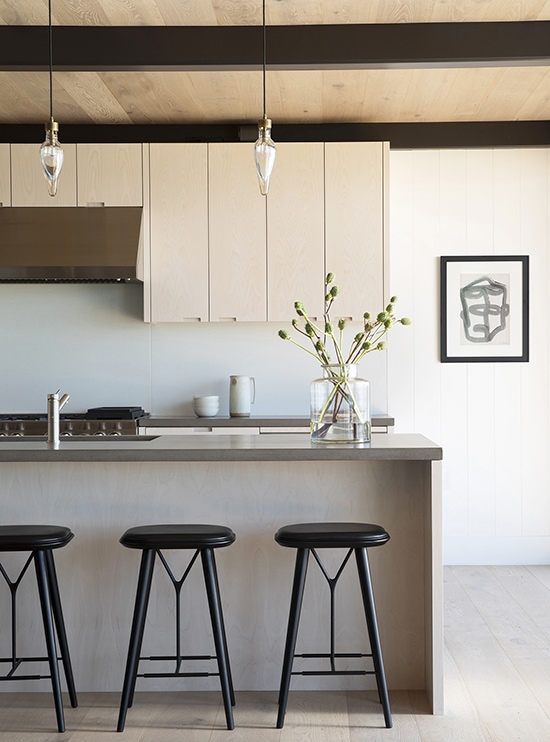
[47,390,70,446]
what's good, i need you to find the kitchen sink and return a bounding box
[0,435,159,442]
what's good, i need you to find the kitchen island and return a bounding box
[0,433,443,713]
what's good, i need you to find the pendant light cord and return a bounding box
[48,0,53,120]
[262,0,266,118]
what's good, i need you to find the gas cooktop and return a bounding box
[0,408,149,437]
[0,406,147,421]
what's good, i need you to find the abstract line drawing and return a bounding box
[459,275,510,343]
[440,255,529,363]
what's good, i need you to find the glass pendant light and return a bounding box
[40,0,63,197]
[254,0,276,195]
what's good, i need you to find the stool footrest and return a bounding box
[142,654,215,662]
[0,655,61,663]
[0,655,60,682]
[293,670,375,676]
[0,674,47,681]
[292,651,376,676]
[296,652,372,659]
[140,672,217,679]
[137,653,222,679]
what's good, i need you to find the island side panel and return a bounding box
[0,458,436,706]
[426,458,444,714]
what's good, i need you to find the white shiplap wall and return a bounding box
[389,148,550,565]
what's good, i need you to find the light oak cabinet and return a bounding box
[146,141,388,324]
[149,144,209,322]
[266,142,325,321]
[209,144,267,322]
[77,144,143,206]
[11,143,77,206]
[325,142,388,320]
[10,143,142,208]
[0,144,10,206]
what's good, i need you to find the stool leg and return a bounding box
[34,550,65,734]
[117,549,156,733]
[201,548,235,731]
[355,548,392,729]
[276,547,309,729]
[209,546,235,706]
[45,550,78,708]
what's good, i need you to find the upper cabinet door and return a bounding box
[209,144,267,322]
[267,142,325,322]
[11,143,77,206]
[325,142,388,320]
[149,143,209,322]
[77,144,142,206]
[0,145,10,206]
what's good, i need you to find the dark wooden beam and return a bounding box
[0,22,549,71]
[0,122,548,148]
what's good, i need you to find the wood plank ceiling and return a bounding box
[0,0,549,144]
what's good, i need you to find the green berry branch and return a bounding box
[278,272,411,366]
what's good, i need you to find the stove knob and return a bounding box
[10,432,23,437]
[61,432,73,437]
[108,431,122,436]
[93,431,106,436]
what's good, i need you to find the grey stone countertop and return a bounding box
[138,415,395,427]
[0,433,441,463]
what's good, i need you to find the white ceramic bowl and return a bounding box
[193,396,220,418]
[193,407,219,418]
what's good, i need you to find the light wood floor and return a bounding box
[2,566,550,741]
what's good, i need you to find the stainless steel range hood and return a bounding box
[0,207,143,282]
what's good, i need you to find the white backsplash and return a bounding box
[1,283,389,417]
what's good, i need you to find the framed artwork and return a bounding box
[440,255,529,363]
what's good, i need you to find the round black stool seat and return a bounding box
[120,524,235,550]
[0,525,74,551]
[275,522,390,549]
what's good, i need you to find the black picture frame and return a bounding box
[440,255,529,363]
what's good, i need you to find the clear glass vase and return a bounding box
[310,364,371,444]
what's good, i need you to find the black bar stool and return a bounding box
[0,525,78,733]
[274,522,392,729]
[117,524,236,732]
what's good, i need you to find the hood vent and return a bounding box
[0,207,143,283]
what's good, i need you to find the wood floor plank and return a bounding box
[446,567,550,741]
[483,566,550,719]
[72,691,189,741]
[453,566,550,651]
[210,690,281,741]
[411,651,492,742]
[0,691,96,741]
[492,565,550,640]
[278,691,351,742]
[526,564,550,592]
[348,690,421,741]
